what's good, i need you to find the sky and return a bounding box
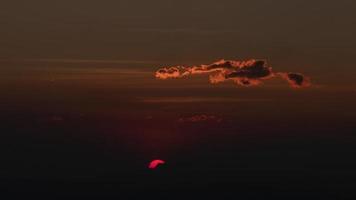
[1,0,356,198]
[1,1,356,79]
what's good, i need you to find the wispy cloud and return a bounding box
[125,28,242,35]
[140,97,272,103]
[178,114,222,123]
[17,58,160,64]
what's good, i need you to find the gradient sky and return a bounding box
[1,0,356,123]
[1,0,356,86]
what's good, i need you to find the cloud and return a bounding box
[277,72,311,88]
[15,58,159,64]
[178,114,222,123]
[141,97,272,103]
[155,67,183,79]
[155,59,311,88]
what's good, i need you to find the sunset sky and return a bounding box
[1,0,356,198]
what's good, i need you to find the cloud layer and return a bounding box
[155,59,311,88]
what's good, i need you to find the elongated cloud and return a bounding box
[155,59,311,88]
[178,114,222,123]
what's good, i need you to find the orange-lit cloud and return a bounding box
[155,59,311,88]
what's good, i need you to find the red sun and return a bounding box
[148,159,165,169]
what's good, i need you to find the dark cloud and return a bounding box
[278,72,311,88]
[155,59,311,88]
[223,60,273,86]
[225,60,272,79]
